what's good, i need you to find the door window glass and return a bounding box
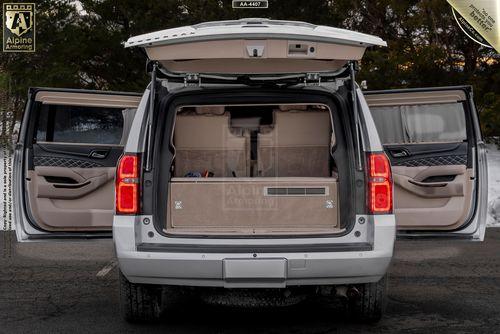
[370,103,467,144]
[36,105,126,145]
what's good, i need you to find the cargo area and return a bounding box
[165,104,344,235]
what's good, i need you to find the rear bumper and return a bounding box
[117,248,392,287]
[114,216,395,288]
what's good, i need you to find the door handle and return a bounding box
[52,181,91,189]
[89,150,108,159]
[389,149,410,158]
[39,174,110,199]
[408,179,448,187]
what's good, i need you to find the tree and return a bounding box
[0,0,498,134]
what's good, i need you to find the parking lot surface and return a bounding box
[1,229,500,333]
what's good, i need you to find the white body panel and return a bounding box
[114,214,395,287]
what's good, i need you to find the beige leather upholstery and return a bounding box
[173,111,249,177]
[194,106,225,115]
[392,166,473,230]
[278,105,309,111]
[26,167,115,231]
[257,110,332,177]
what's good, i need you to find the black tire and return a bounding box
[119,270,162,322]
[347,275,388,323]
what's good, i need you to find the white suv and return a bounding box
[13,19,488,322]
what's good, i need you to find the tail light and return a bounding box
[116,154,140,214]
[367,153,393,214]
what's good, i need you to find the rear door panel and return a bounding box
[15,88,141,241]
[27,142,122,231]
[365,87,487,240]
[388,142,472,230]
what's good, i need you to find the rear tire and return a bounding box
[347,275,388,323]
[119,270,162,322]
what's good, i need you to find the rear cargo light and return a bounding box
[116,154,140,214]
[367,153,392,214]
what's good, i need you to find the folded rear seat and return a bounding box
[174,107,249,177]
[257,108,332,177]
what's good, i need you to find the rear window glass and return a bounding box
[36,105,126,145]
[370,103,467,144]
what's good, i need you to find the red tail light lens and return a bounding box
[116,154,140,214]
[367,153,393,214]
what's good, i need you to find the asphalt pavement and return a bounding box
[1,229,500,333]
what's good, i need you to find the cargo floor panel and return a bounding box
[166,177,340,235]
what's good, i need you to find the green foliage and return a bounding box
[479,92,500,137]
[0,71,7,90]
[0,0,499,133]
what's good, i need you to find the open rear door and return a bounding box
[124,18,386,79]
[14,88,142,241]
[365,86,487,240]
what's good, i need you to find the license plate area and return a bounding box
[223,258,287,281]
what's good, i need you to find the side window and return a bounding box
[370,103,467,144]
[36,105,127,145]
